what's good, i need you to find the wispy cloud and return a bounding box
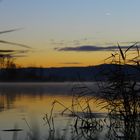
[120,41,140,44]
[56,45,139,52]
[49,37,96,48]
[60,62,82,65]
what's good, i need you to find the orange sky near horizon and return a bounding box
[15,49,112,68]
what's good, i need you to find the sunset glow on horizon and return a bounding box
[0,0,140,67]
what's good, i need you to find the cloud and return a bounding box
[120,41,140,44]
[56,45,139,52]
[50,42,65,46]
[60,62,83,65]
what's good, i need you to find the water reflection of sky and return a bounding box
[0,82,106,140]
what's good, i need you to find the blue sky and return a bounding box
[0,0,140,67]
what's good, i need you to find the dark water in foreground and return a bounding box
[0,82,137,140]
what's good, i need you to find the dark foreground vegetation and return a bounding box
[16,43,139,140]
[46,44,140,140]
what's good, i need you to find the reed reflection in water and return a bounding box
[0,82,104,140]
[0,82,139,140]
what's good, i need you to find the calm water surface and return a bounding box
[0,82,106,140]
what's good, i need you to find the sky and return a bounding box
[0,0,140,67]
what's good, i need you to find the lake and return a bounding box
[0,82,129,140]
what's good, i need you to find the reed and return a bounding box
[0,29,31,69]
[98,43,140,139]
[51,43,140,140]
